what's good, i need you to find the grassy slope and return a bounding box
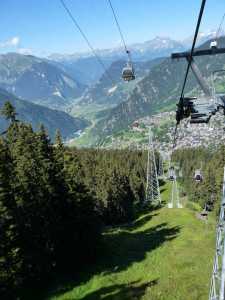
[71,103,114,122]
[47,183,216,300]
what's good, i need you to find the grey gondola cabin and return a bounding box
[168,167,175,181]
[194,169,203,182]
[122,64,135,81]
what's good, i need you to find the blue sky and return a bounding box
[0,0,224,56]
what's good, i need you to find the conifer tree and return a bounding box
[105,170,135,224]
[1,101,17,123]
[0,139,19,298]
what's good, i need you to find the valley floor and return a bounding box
[46,184,216,300]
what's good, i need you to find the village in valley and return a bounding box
[101,111,225,153]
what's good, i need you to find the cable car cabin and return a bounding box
[132,121,139,128]
[182,95,218,124]
[200,209,208,219]
[122,65,135,81]
[168,167,176,181]
[190,115,211,124]
[210,40,218,49]
[194,170,203,182]
[206,203,213,211]
[190,109,211,123]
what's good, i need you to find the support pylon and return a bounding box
[145,128,161,205]
[158,154,165,178]
[209,167,225,300]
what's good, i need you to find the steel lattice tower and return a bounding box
[209,167,225,300]
[158,153,165,178]
[145,128,161,205]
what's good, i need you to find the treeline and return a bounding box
[172,146,225,210]
[0,102,149,299]
[70,148,148,224]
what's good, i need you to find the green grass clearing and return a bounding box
[71,103,115,122]
[46,186,216,300]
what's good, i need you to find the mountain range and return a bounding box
[0,88,88,140]
[0,31,223,144]
[88,36,225,143]
[78,58,165,107]
[49,31,218,85]
[0,53,85,110]
[50,37,184,86]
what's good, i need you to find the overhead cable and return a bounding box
[59,0,115,85]
[107,0,132,61]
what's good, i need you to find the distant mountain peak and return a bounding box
[182,29,225,47]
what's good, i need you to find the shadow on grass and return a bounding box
[105,206,161,232]
[127,213,159,230]
[48,220,180,299]
[80,279,158,300]
[106,214,159,232]
[159,178,166,187]
[160,188,167,194]
[102,222,180,276]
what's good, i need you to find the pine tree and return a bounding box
[0,139,20,299]
[1,101,17,123]
[55,129,63,148]
[54,129,64,172]
[105,170,135,224]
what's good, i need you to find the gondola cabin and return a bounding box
[168,167,175,181]
[122,65,135,81]
[194,169,203,182]
[132,121,139,128]
[210,40,218,49]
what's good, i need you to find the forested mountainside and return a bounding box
[0,89,88,139]
[0,106,150,299]
[78,58,165,107]
[79,60,132,106]
[90,37,225,143]
[173,146,225,211]
[0,53,85,110]
[52,56,114,86]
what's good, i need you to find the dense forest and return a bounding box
[173,146,225,211]
[71,147,149,223]
[0,102,149,299]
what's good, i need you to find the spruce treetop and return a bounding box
[1,101,17,123]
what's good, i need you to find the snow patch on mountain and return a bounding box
[182,29,224,47]
[53,89,63,97]
[108,85,118,94]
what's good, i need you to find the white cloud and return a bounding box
[10,37,20,46]
[0,36,20,48]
